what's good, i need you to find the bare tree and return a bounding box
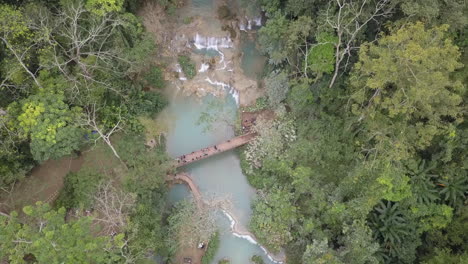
[170,193,233,249]
[92,181,136,236]
[0,37,42,89]
[29,2,131,103]
[326,0,394,88]
[82,103,125,161]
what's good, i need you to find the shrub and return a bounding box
[183,16,193,24]
[202,231,220,264]
[130,90,167,117]
[178,55,196,79]
[251,255,265,264]
[218,259,230,264]
[217,5,234,20]
[243,96,268,112]
[55,169,104,209]
[144,66,165,89]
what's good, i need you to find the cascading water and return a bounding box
[199,63,210,72]
[175,64,187,81]
[205,77,239,105]
[164,1,284,263]
[240,16,262,31]
[193,33,233,50]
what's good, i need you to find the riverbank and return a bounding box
[170,172,286,263]
[142,0,282,263]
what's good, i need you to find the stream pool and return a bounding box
[165,93,277,264]
[163,0,281,263]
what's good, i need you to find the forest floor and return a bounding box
[0,156,84,214]
[174,246,205,264]
[0,143,120,215]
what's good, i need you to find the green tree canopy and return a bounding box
[350,22,464,159]
[0,203,124,263]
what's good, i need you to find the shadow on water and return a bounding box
[240,34,266,80]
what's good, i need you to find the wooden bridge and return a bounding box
[175,133,257,168]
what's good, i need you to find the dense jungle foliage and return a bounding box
[0,0,466,263]
[0,0,178,262]
[242,0,467,263]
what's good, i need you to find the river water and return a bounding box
[163,0,276,263]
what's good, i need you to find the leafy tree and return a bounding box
[55,169,104,209]
[86,0,124,16]
[245,116,296,169]
[438,175,468,209]
[177,55,196,79]
[302,239,343,264]
[250,188,297,252]
[116,134,170,257]
[251,255,265,264]
[258,14,289,65]
[8,89,82,161]
[0,202,124,263]
[350,22,464,159]
[422,248,468,264]
[339,221,379,263]
[265,70,290,106]
[307,32,337,77]
[407,159,439,204]
[369,201,412,245]
[398,0,468,31]
[410,203,453,233]
[420,206,468,261]
[144,65,165,89]
[369,201,419,263]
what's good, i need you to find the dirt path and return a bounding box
[173,172,203,209]
[176,133,257,167]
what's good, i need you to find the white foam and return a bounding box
[217,48,225,63]
[216,60,232,71]
[221,210,284,264]
[205,77,239,105]
[193,33,233,50]
[222,209,236,229]
[233,233,258,244]
[199,63,210,72]
[254,16,262,26]
[239,22,246,31]
[240,16,262,31]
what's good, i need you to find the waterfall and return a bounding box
[239,23,246,31]
[175,64,182,73]
[247,19,252,30]
[193,33,233,50]
[199,63,210,72]
[239,16,262,31]
[175,64,187,81]
[254,16,262,26]
[205,77,239,105]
